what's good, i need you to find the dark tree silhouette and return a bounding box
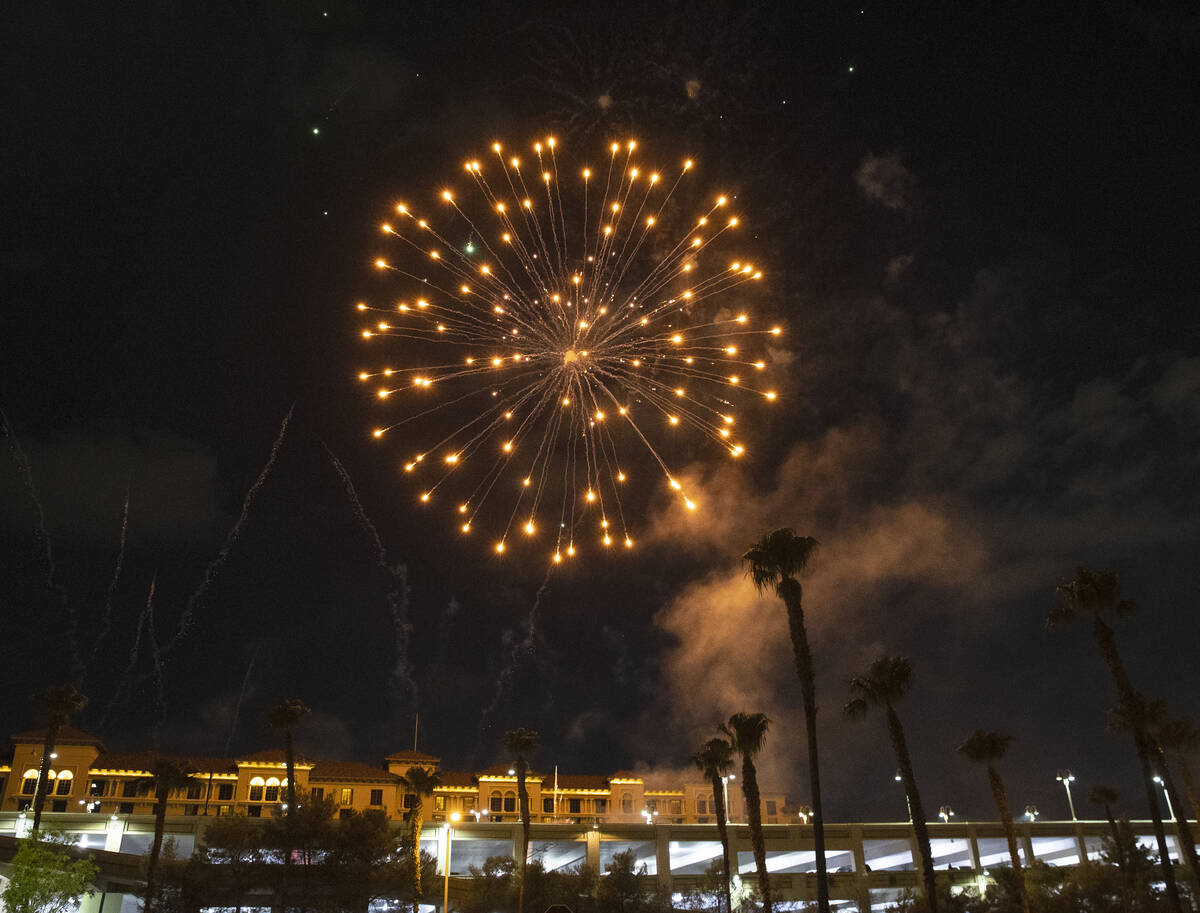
[504,728,539,913]
[693,737,735,913]
[30,684,87,832]
[743,529,828,913]
[722,712,772,913]
[958,730,1030,913]
[845,656,937,912]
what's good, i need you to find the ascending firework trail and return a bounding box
[323,443,419,714]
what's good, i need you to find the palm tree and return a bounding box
[266,698,310,819]
[722,712,772,913]
[693,737,735,913]
[1159,719,1200,829]
[1089,784,1132,909]
[844,656,937,913]
[957,730,1029,913]
[143,756,196,913]
[30,684,87,832]
[1110,694,1198,902]
[400,765,442,913]
[742,529,828,913]
[504,728,539,913]
[1049,568,1184,912]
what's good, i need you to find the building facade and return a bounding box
[0,727,788,827]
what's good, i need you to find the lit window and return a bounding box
[490,791,502,812]
[435,795,446,810]
[370,789,384,806]
[21,770,39,795]
[55,773,73,796]
[340,788,353,806]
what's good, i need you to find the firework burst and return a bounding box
[358,136,781,562]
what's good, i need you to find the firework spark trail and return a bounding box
[86,479,131,681]
[98,575,155,731]
[162,404,294,656]
[475,562,554,749]
[147,590,168,747]
[224,642,262,755]
[1,410,82,678]
[322,442,419,712]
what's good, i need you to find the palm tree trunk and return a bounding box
[886,706,937,913]
[145,783,169,912]
[709,772,734,913]
[412,799,424,913]
[31,722,59,831]
[1178,757,1200,833]
[740,754,771,913]
[1102,803,1132,913]
[517,757,530,913]
[777,576,828,913]
[282,729,295,913]
[1136,736,1183,913]
[1156,753,1200,895]
[986,765,1030,913]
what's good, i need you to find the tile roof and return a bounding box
[90,752,237,774]
[384,749,440,762]
[477,763,544,779]
[10,726,106,747]
[436,771,478,788]
[553,774,611,790]
[236,749,312,765]
[308,761,399,782]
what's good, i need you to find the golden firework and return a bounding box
[357,136,781,562]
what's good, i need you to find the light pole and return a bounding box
[722,774,736,824]
[1056,770,1077,820]
[443,811,461,913]
[895,770,912,823]
[1153,776,1176,821]
[938,806,955,824]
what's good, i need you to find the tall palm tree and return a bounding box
[401,765,442,913]
[30,683,87,831]
[504,728,539,913]
[693,737,735,913]
[722,712,772,913]
[1089,784,1132,909]
[1110,694,1199,901]
[742,529,828,913]
[1159,719,1200,829]
[266,698,310,819]
[1049,568,1183,912]
[844,656,937,913]
[143,756,196,913]
[957,730,1029,913]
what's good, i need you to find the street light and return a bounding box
[641,808,659,825]
[938,806,955,824]
[443,811,461,913]
[895,770,912,823]
[721,774,736,824]
[1153,776,1176,821]
[797,805,812,825]
[1025,805,1039,822]
[1056,770,1077,821]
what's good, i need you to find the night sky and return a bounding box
[3,1,1199,823]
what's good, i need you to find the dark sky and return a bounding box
[3,0,1199,823]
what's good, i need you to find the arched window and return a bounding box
[264,776,281,802]
[621,792,633,814]
[55,770,73,796]
[490,790,502,812]
[249,776,265,802]
[21,769,39,796]
[503,790,516,813]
